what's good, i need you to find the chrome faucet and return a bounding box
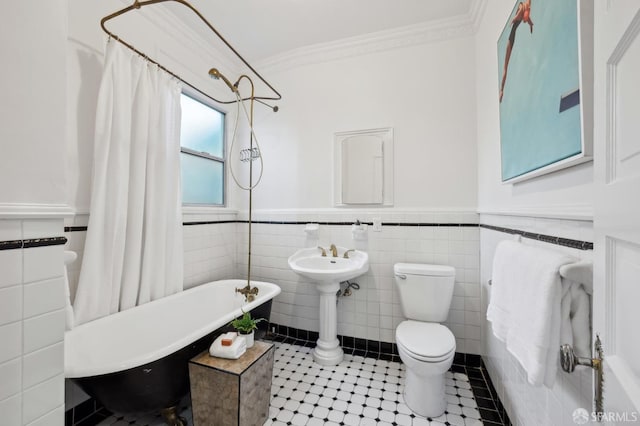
[329,244,338,257]
[343,249,356,259]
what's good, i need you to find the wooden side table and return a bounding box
[189,341,275,426]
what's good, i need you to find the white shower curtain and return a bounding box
[74,41,183,325]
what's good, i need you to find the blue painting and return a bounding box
[498,0,582,181]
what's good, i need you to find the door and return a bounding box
[593,0,640,420]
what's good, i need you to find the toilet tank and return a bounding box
[394,263,455,322]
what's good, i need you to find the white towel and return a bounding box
[209,332,247,359]
[487,240,575,387]
[560,279,591,358]
[64,251,77,331]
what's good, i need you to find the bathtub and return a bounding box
[65,279,281,415]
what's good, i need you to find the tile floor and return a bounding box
[93,341,499,426]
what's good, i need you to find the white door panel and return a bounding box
[594,0,640,420]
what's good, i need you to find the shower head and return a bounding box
[208,68,237,93]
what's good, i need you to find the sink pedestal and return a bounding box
[287,246,369,366]
[312,281,343,366]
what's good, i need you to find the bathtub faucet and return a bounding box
[236,284,259,302]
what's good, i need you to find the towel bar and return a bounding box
[488,260,592,293]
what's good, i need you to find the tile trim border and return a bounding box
[0,236,67,251]
[63,221,594,251]
[65,221,479,230]
[479,224,593,250]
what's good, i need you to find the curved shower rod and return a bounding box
[100,0,281,111]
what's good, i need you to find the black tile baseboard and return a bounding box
[65,397,110,426]
[268,323,402,362]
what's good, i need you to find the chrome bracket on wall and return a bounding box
[560,334,604,418]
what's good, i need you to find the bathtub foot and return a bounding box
[160,406,187,426]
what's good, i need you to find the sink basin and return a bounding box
[288,247,369,282]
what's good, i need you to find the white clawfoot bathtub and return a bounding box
[65,279,280,416]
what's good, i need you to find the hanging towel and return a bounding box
[487,240,575,387]
[560,278,592,358]
[63,251,77,331]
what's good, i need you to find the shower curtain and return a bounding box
[74,40,183,326]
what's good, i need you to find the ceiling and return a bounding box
[166,0,475,63]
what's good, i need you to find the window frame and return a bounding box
[179,89,227,207]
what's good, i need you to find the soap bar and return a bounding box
[220,332,237,346]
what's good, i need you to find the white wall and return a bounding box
[235,34,478,210]
[474,2,595,425]
[0,1,67,207]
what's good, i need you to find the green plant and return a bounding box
[230,311,265,334]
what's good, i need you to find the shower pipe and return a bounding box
[235,75,258,299]
[210,68,261,300]
[100,0,281,111]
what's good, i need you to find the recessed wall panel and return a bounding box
[611,239,640,380]
[614,21,640,181]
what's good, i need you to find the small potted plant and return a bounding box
[230,311,265,348]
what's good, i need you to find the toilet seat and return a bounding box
[396,321,456,363]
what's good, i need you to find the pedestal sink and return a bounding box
[288,246,369,365]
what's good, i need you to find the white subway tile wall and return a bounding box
[236,210,482,353]
[480,213,594,426]
[0,218,66,426]
[182,220,236,289]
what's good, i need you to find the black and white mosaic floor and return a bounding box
[92,341,507,426]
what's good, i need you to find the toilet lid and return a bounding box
[396,321,456,360]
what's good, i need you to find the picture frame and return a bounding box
[497,0,593,183]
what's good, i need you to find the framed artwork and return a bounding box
[497,0,592,183]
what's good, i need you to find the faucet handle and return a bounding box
[317,246,327,257]
[343,249,356,259]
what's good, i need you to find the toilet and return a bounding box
[394,263,456,418]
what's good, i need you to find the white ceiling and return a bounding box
[165,0,475,63]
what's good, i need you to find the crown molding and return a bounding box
[469,0,488,33]
[256,9,479,73]
[137,2,239,70]
[156,1,487,76]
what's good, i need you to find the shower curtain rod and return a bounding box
[100,0,282,111]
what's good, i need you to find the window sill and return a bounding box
[182,206,238,216]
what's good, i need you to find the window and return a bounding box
[180,93,225,205]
